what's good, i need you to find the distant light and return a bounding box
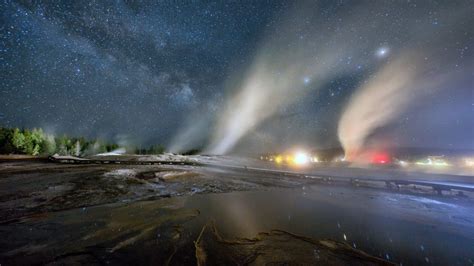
[416,157,450,167]
[275,155,283,164]
[371,152,390,164]
[303,77,311,85]
[293,151,310,165]
[376,47,389,58]
[464,158,474,167]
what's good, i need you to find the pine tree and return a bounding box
[12,128,26,154]
[0,128,15,154]
[41,134,56,155]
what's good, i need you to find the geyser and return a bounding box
[204,2,380,155]
[338,54,421,161]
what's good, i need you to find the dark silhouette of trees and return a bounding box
[0,127,165,156]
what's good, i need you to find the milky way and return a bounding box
[1,1,473,153]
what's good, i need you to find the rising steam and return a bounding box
[337,3,471,160]
[204,2,377,154]
[170,1,470,155]
[338,47,469,161]
[338,54,422,160]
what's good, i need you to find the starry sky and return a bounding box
[1,0,473,153]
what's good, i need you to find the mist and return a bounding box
[337,9,473,161]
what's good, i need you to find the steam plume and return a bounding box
[338,54,422,160]
[204,3,374,154]
[338,49,469,161]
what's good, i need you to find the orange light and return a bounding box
[275,155,283,164]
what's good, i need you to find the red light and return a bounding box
[371,152,390,164]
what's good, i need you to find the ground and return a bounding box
[0,156,473,265]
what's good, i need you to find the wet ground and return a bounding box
[1,159,473,265]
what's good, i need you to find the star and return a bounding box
[0,0,471,153]
[376,47,389,58]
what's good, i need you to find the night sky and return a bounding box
[1,1,473,153]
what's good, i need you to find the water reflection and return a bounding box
[1,186,473,265]
[185,186,474,265]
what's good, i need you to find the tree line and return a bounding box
[0,127,164,156]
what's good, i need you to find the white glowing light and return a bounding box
[398,160,408,167]
[415,157,450,167]
[293,151,310,165]
[464,158,474,167]
[376,47,389,58]
[303,77,311,84]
